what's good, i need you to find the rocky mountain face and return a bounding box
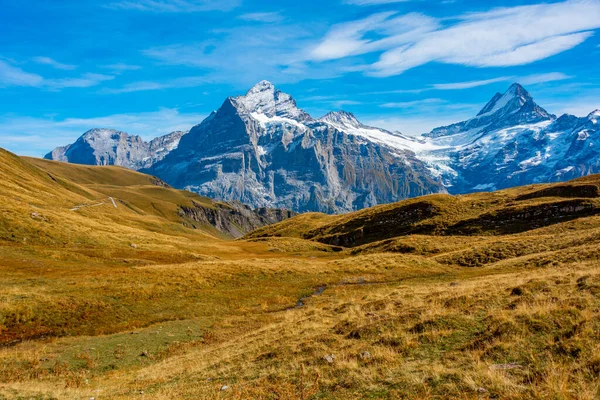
[416,84,600,193]
[145,81,444,213]
[44,81,600,213]
[179,200,296,239]
[45,128,186,170]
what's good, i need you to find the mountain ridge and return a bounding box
[143,82,444,213]
[44,128,187,170]
[44,80,600,213]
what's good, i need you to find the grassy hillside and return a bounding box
[246,180,600,246]
[1,149,599,399]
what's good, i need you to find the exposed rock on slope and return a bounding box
[179,201,296,239]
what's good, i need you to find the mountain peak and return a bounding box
[84,128,119,134]
[427,83,555,140]
[233,80,311,121]
[507,82,527,94]
[247,80,275,94]
[477,82,533,117]
[319,110,362,128]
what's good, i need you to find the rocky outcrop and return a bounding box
[178,200,296,238]
[448,200,600,235]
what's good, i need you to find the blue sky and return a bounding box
[1,0,599,156]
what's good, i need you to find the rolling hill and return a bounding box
[1,148,599,399]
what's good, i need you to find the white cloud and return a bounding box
[0,60,113,90]
[101,76,207,93]
[331,100,362,108]
[432,77,511,90]
[0,108,207,157]
[102,63,142,72]
[519,72,572,86]
[432,72,571,90]
[45,73,114,90]
[141,24,343,85]
[105,0,240,12]
[310,0,600,76]
[238,12,283,23]
[344,0,414,4]
[380,98,445,108]
[32,56,77,71]
[0,60,44,87]
[310,12,438,61]
[299,95,363,110]
[455,32,593,68]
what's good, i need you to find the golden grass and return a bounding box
[0,149,599,399]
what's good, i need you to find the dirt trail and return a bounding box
[70,197,118,211]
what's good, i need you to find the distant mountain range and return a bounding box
[45,81,600,213]
[46,128,186,170]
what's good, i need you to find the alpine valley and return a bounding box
[46,81,600,213]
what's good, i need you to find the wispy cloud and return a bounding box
[310,0,600,77]
[45,74,114,90]
[0,108,207,157]
[0,60,113,90]
[101,63,142,72]
[31,56,77,71]
[0,60,44,87]
[519,72,572,85]
[101,76,207,93]
[238,12,283,23]
[432,73,571,90]
[380,98,445,108]
[331,100,362,108]
[432,77,510,90]
[105,0,240,12]
[141,23,343,85]
[344,0,415,5]
[311,12,438,61]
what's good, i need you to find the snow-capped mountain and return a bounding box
[145,81,444,213]
[415,84,600,193]
[426,83,555,144]
[44,81,600,213]
[45,129,187,170]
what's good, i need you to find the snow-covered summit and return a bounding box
[477,83,529,116]
[426,83,555,144]
[232,80,311,122]
[319,111,362,129]
[318,110,436,153]
[82,128,125,139]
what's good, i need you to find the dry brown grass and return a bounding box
[1,149,599,399]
